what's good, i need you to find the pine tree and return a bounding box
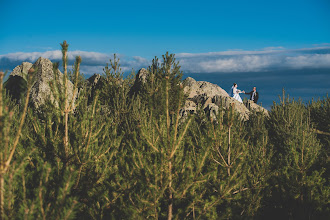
[122,53,211,219]
[26,41,122,219]
[265,92,329,219]
[308,96,330,177]
[194,104,250,219]
[99,54,135,131]
[0,61,80,219]
[241,110,272,218]
[0,69,34,219]
[2,42,330,219]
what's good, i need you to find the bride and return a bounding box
[230,83,245,103]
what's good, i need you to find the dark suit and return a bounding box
[245,90,259,103]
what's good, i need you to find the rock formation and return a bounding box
[5,59,268,119]
[10,62,33,81]
[181,77,262,120]
[135,68,148,85]
[86,73,105,103]
[5,57,74,109]
[129,70,268,120]
[246,100,269,116]
[183,77,229,98]
[129,68,148,96]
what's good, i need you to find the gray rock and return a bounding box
[129,68,149,96]
[10,62,33,81]
[183,77,229,99]
[182,77,250,119]
[129,71,268,120]
[204,103,219,120]
[246,100,269,116]
[136,68,148,84]
[180,100,197,118]
[87,73,103,87]
[4,75,27,102]
[29,57,74,109]
[6,57,75,110]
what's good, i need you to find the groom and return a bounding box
[245,87,259,103]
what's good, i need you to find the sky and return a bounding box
[1,0,330,108]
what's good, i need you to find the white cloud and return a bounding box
[132,56,148,63]
[79,65,105,75]
[262,46,285,51]
[176,46,330,73]
[285,54,330,69]
[0,50,150,75]
[0,51,62,62]
[312,43,330,47]
[196,55,275,73]
[1,46,330,75]
[176,50,274,58]
[67,51,109,65]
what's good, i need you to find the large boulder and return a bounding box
[182,77,251,119]
[30,57,74,109]
[4,75,27,102]
[183,77,228,99]
[5,57,74,109]
[246,100,269,116]
[180,100,197,118]
[10,62,33,80]
[4,62,33,102]
[86,73,106,103]
[87,73,103,87]
[136,68,148,85]
[129,71,268,120]
[129,68,149,96]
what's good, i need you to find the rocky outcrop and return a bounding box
[31,57,74,109]
[136,68,148,85]
[3,76,27,102]
[86,73,105,103]
[5,61,268,119]
[87,73,103,87]
[128,70,268,120]
[180,100,197,118]
[182,77,253,120]
[4,62,34,102]
[183,77,229,99]
[5,57,74,109]
[129,68,148,96]
[10,62,33,81]
[246,100,269,116]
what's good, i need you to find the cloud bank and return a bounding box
[176,47,330,73]
[1,46,330,75]
[0,50,150,75]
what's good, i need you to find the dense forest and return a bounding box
[0,41,329,219]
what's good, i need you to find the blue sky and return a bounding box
[1,0,330,108]
[1,0,329,56]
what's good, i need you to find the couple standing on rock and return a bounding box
[230,83,259,104]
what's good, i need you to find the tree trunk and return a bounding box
[0,173,4,219]
[168,160,173,220]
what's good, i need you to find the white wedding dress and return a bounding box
[230,86,243,103]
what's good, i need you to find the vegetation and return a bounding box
[0,41,329,219]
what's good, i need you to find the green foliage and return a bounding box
[308,96,330,167]
[28,43,123,219]
[137,52,185,118]
[264,92,329,219]
[3,75,27,103]
[1,45,329,220]
[191,105,250,219]
[121,53,197,219]
[0,69,34,219]
[98,54,135,134]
